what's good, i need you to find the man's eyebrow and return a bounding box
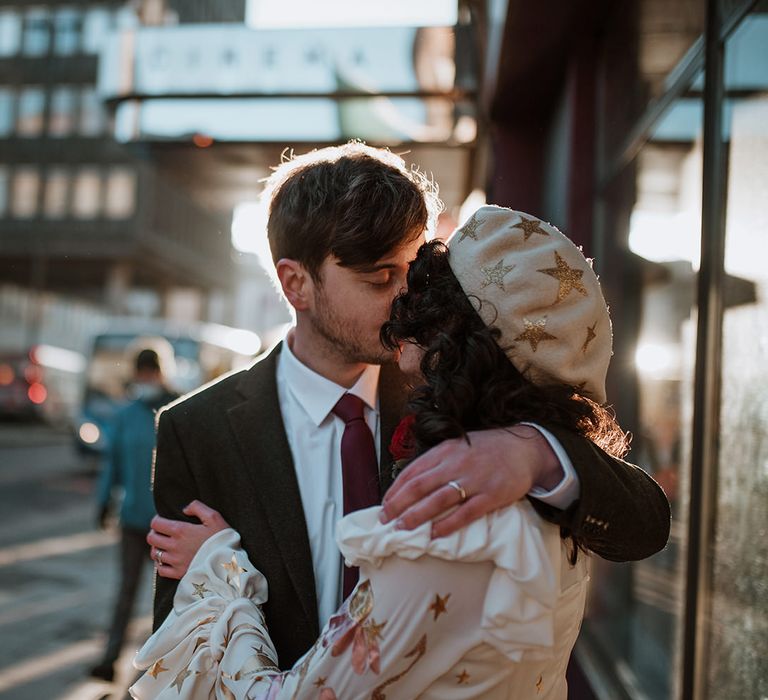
[352,262,400,273]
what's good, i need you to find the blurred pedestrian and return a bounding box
[90,348,178,683]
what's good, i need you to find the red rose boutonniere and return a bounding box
[389,414,416,461]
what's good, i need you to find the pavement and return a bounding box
[0,423,154,700]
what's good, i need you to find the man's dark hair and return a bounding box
[135,348,161,373]
[265,142,442,281]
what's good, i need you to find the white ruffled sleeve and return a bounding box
[130,529,282,700]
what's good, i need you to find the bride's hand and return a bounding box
[147,500,230,579]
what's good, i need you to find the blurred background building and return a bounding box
[0,0,766,698]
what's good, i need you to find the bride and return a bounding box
[130,206,628,699]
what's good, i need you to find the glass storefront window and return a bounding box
[0,9,22,56]
[11,167,40,219]
[43,168,69,219]
[22,7,51,57]
[706,9,768,699]
[16,86,45,137]
[53,7,80,56]
[0,88,13,137]
[587,79,704,699]
[48,86,76,137]
[72,167,102,219]
[600,0,705,161]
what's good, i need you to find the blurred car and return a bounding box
[0,345,85,426]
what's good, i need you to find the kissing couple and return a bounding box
[132,143,669,699]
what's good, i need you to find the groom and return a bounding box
[149,143,670,668]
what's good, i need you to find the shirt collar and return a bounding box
[279,334,381,428]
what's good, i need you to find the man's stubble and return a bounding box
[310,286,394,367]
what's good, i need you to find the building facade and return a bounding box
[0,1,235,353]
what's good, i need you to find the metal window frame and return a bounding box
[591,0,760,698]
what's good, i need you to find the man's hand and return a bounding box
[147,500,230,579]
[379,425,563,538]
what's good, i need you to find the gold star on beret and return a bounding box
[458,212,483,242]
[514,317,557,352]
[481,258,515,290]
[538,251,588,303]
[513,214,550,241]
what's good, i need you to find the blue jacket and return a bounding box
[97,387,177,531]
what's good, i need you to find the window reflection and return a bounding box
[600,0,705,161]
[587,81,704,699]
[707,10,768,698]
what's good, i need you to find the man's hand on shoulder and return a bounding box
[147,500,230,579]
[380,425,563,538]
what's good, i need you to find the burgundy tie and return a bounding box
[332,393,380,598]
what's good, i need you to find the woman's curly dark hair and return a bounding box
[381,241,629,559]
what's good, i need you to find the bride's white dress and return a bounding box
[130,501,588,699]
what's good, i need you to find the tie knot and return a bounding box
[332,393,366,424]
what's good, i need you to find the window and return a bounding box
[16,87,46,137]
[587,117,703,700]
[0,166,9,216]
[72,167,101,219]
[49,86,76,137]
[79,88,105,136]
[104,167,136,219]
[600,0,706,163]
[706,11,768,698]
[0,10,22,57]
[53,7,80,56]
[43,168,69,219]
[0,88,13,137]
[22,7,51,57]
[81,6,111,54]
[11,167,40,219]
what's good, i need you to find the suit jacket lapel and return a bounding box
[226,343,319,632]
[378,362,409,494]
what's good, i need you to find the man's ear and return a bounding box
[275,259,313,311]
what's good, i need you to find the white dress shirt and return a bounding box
[276,337,381,625]
[275,335,579,627]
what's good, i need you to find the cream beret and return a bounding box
[447,205,612,403]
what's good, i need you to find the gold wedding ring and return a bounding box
[155,548,164,566]
[447,480,468,503]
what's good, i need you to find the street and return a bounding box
[0,424,154,700]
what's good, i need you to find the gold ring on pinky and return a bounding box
[447,480,468,503]
[155,549,164,566]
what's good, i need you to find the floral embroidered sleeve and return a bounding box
[131,501,573,700]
